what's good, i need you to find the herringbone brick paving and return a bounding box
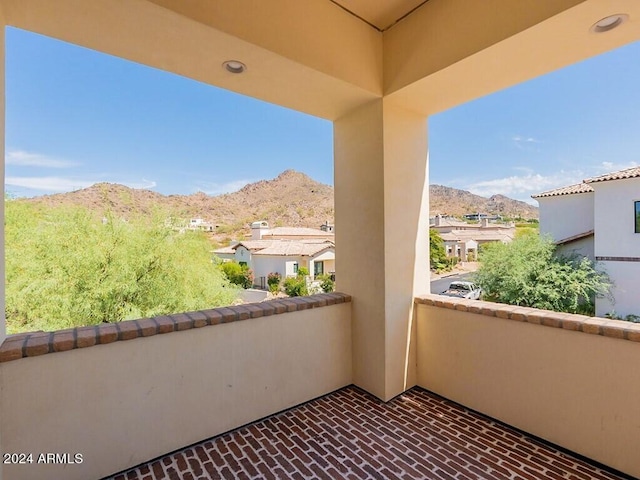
[108,387,630,480]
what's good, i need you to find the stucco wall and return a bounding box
[596,261,639,318]
[592,178,640,257]
[0,302,352,480]
[556,235,594,261]
[416,299,640,479]
[537,192,593,242]
[591,178,640,318]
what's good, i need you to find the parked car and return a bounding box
[440,281,481,300]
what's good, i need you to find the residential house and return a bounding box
[214,221,335,287]
[187,217,215,232]
[430,214,515,260]
[2,3,640,480]
[533,166,640,318]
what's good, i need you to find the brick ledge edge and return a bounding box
[415,294,640,342]
[0,293,352,363]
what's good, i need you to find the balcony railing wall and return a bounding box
[415,294,640,479]
[0,295,352,480]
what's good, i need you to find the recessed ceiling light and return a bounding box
[590,14,628,33]
[222,60,247,74]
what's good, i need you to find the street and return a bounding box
[430,272,474,295]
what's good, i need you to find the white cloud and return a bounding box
[6,176,157,194]
[512,135,541,151]
[595,160,637,174]
[466,171,586,202]
[512,135,539,143]
[5,150,78,168]
[5,176,94,192]
[122,179,157,190]
[464,160,640,203]
[196,179,254,195]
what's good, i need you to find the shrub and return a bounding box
[267,272,282,293]
[283,276,307,297]
[297,266,309,276]
[220,262,254,289]
[605,312,640,323]
[316,274,335,293]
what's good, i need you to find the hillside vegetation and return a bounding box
[19,170,538,242]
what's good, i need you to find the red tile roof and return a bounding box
[584,165,640,183]
[531,183,594,198]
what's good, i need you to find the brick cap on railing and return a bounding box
[0,293,352,363]
[415,294,640,343]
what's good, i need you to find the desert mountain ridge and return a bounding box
[19,170,538,235]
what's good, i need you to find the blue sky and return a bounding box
[5,26,640,204]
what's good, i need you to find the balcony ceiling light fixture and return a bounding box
[223,60,247,74]
[590,14,628,33]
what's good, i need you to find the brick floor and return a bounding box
[106,387,631,480]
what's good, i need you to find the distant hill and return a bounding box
[429,185,538,218]
[21,171,537,239]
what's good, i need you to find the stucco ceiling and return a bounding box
[331,0,428,30]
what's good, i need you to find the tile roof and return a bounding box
[253,240,334,257]
[584,165,640,183]
[531,183,594,198]
[108,386,628,480]
[533,166,640,199]
[212,240,275,255]
[556,229,595,246]
[440,229,515,243]
[213,239,334,257]
[263,227,334,237]
[430,217,470,227]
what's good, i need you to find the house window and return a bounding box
[635,201,640,233]
[293,262,299,274]
[314,261,324,276]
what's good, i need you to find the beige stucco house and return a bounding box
[213,238,335,286]
[431,215,515,260]
[2,2,640,479]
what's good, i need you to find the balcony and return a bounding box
[2,1,640,479]
[109,386,629,480]
[1,293,639,479]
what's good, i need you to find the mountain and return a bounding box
[22,170,335,235]
[21,171,537,239]
[429,185,538,218]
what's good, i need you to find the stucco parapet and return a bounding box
[0,293,351,363]
[414,294,638,342]
[622,323,640,342]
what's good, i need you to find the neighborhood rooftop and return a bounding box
[531,182,594,198]
[584,165,640,183]
[532,166,640,198]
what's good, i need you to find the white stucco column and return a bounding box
[334,98,429,401]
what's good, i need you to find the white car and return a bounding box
[440,281,482,300]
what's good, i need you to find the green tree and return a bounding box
[5,202,239,333]
[472,232,610,315]
[429,228,448,271]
